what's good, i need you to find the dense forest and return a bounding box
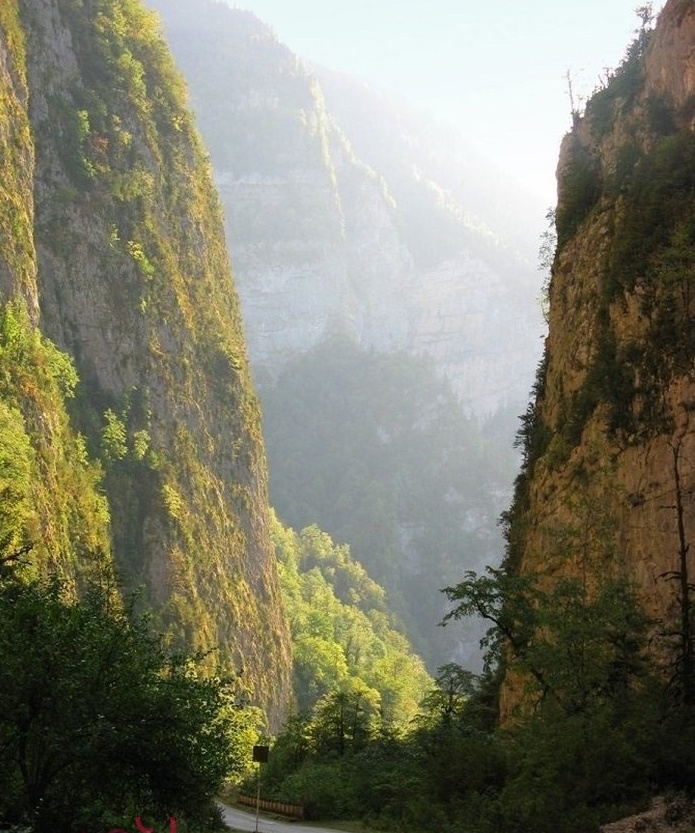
[249,564,693,832]
[260,336,517,670]
[271,517,432,723]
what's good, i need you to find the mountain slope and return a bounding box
[261,338,509,669]
[272,517,432,725]
[1,0,292,726]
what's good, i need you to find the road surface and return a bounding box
[219,803,342,833]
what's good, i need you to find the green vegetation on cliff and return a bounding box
[272,516,432,724]
[0,0,36,301]
[0,299,111,581]
[550,17,695,455]
[10,0,293,723]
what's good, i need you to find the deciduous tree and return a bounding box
[0,575,247,832]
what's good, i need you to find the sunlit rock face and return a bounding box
[499,0,695,721]
[12,0,292,729]
[145,0,546,417]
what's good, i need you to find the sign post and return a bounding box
[252,745,269,833]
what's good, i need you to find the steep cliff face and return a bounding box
[0,3,113,586]
[504,0,695,716]
[144,0,544,416]
[0,2,37,311]
[1,0,292,726]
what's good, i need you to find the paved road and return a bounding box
[219,803,341,833]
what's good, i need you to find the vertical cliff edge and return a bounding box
[503,0,695,717]
[0,0,291,727]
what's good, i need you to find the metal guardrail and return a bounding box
[237,794,305,820]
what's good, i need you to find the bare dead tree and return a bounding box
[565,70,581,126]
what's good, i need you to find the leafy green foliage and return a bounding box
[0,574,253,833]
[101,407,128,461]
[608,131,695,293]
[555,146,601,247]
[561,322,636,447]
[0,300,111,579]
[258,662,504,829]
[440,566,672,833]
[0,400,34,558]
[494,705,657,833]
[272,517,432,725]
[415,662,479,727]
[457,574,652,715]
[586,28,650,141]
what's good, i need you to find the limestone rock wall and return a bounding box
[503,0,695,719]
[13,0,292,727]
[145,0,545,417]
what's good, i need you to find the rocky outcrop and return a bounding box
[601,796,695,833]
[502,0,695,718]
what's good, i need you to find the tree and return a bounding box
[443,567,652,716]
[635,4,654,37]
[0,575,246,833]
[417,663,477,727]
[537,208,556,324]
[0,401,34,561]
[410,662,505,815]
[308,683,380,757]
[442,567,664,832]
[658,439,695,709]
[441,567,540,682]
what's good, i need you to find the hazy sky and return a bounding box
[232,0,665,205]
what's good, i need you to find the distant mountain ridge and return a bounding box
[145,0,546,416]
[261,337,509,670]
